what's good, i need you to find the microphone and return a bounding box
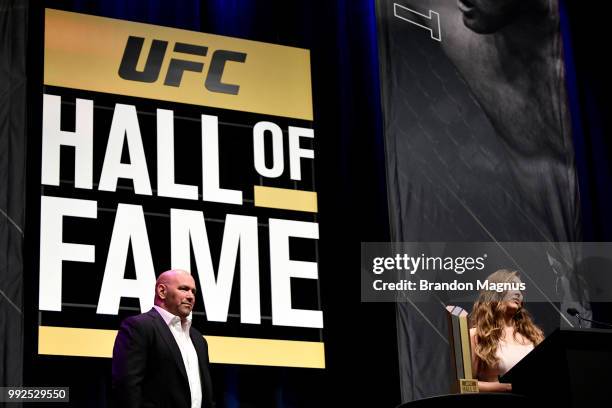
[566,308,612,329]
[567,308,579,317]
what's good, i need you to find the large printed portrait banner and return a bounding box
[376,0,589,401]
[36,9,324,368]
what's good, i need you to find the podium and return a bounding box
[500,328,612,407]
[396,393,532,408]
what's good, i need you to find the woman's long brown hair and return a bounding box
[469,269,544,370]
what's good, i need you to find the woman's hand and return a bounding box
[477,381,512,393]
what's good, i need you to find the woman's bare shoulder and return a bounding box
[469,327,478,344]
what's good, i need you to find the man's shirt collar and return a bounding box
[153,305,192,329]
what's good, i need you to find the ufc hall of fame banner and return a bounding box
[375,0,590,401]
[33,9,323,370]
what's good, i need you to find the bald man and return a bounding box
[112,270,215,408]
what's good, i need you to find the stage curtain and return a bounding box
[0,0,28,391]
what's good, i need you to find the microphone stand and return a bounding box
[567,310,612,329]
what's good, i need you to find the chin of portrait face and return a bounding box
[460,2,522,35]
[462,14,506,34]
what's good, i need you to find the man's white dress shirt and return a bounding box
[153,305,202,408]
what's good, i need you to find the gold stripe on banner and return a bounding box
[38,326,325,368]
[44,9,313,120]
[253,186,318,213]
[204,335,325,368]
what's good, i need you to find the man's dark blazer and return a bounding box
[112,308,215,408]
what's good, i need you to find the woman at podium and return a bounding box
[469,269,544,392]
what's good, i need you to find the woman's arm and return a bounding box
[469,328,512,393]
[477,380,512,392]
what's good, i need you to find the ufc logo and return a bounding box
[118,36,247,95]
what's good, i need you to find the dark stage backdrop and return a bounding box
[561,0,612,335]
[376,0,594,402]
[0,0,27,393]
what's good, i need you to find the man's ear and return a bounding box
[157,283,167,299]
